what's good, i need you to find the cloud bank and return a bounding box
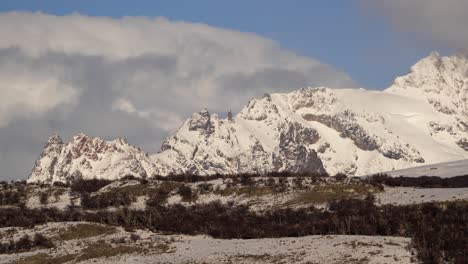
[360,0,468,49]
[0,12,356,180]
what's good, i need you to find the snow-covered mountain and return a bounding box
[28,52,468,182]
[28,133,157,183]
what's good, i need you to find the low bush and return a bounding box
[0,233,53,253]
[177,185,197,203]
[0,190,22,205]
[81,191,133,209]
[39,192,49,205]
[70,179,112,193]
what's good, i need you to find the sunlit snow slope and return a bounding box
[29,52,468,182]
[384,159,468,178]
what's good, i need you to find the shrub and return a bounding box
[130,233,140,242]
[0,190,21,205]
[240,174,253,186]
[146,189,170,207]
[52,181,70,188]
[81,191,133,209]
[197,183,213,194]
[139,178,149,185]
[71,179,112,193]
[0,233,53,254]
[120,175,138,181]
[33,233,53,248]
[177,185,197,203]
[39,192,49,205]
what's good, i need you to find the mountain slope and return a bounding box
[384,159,468,178]
[153,52,468,176]
[28,52,468,182]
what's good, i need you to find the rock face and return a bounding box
[29,52,468,182]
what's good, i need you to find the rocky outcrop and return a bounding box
[272,122,324,173]
[303,112,379,151]
[188,109,214,134]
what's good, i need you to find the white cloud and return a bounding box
[0,50,77,126]
[359,0,468,49]
[112,98,136,114]
[0,12,356,180]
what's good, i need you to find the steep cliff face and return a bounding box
[29,52,468,182]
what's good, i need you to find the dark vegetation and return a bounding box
[1,174,467,263]
[0,198,466,263]
[370,174,468,188]
[146,182,178,206]
[0,190,22,206]
[0,181,27,206]
[80,192,133,209]
[70,179,112,193]
[39,192,49,205]
[177,185,197,203]
[154,171,330,183]
[0,233,53,254]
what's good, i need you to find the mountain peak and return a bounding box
[46,133,63,146]
[386,52,468,116]
[428,51,440,59]
[188,108,214,133]
[409,51,444,74]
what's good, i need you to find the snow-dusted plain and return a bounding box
[376,186,468,205]
[384,159,468,178]
[29,52,468,183]
[0,222,415,264]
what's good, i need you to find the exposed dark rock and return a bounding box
[456,139,468,151]
[303,112,379,151]
[280,122,320,146]
[188,109,214,134]
[272,122,325,174]
[317,143,330,154]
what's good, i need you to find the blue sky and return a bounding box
[0,0,454,89]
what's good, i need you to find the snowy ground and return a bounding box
[384,159,468,178]
[376,186,468,205]
[0,222,416,264]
